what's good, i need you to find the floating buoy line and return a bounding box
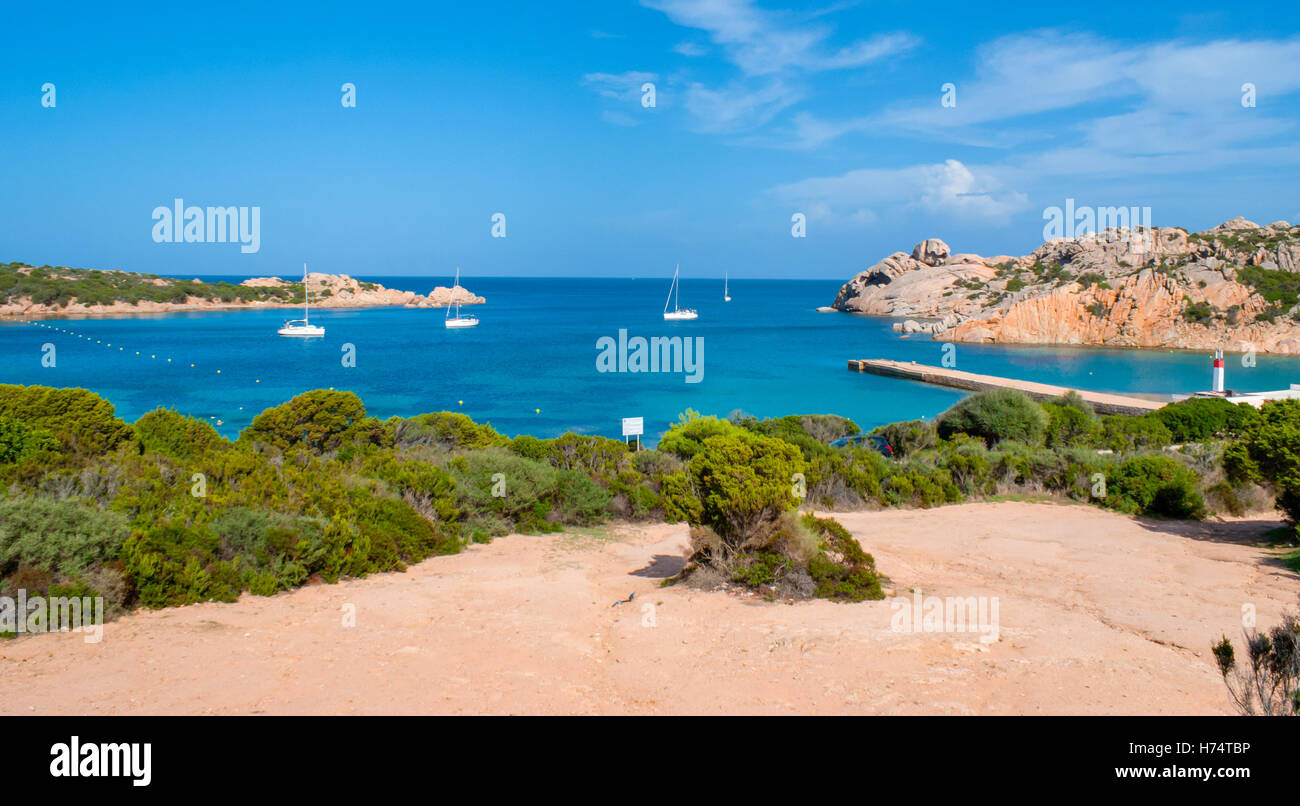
[1,316,538,418]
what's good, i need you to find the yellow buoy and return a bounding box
[535,408,541,414]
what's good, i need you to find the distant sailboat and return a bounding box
[277,264,325,337]
[663,265,698,320]
[444,266,479,328]
[724,272,731,302]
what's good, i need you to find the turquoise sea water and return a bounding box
[3,276,1297,444]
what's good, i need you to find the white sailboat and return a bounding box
[277,264,325,337]
[444,266,479,329]
[724,272,731,302]
[663,264,698,320]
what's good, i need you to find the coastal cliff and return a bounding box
[830,217,1300,353]
[0,263,484,316]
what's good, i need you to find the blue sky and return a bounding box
[1,0,1298,279]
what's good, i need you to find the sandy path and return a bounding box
[1,502,1295,715]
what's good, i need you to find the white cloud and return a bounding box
[768,159,1028,223]
[780,28,1300,193]
[637,0,914,136]
[683,79,802,133]
[641,0,916,76]
[885,32,1300,146]
[581,71,659,103]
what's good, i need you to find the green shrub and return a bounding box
[806,449,888,508]
[1051,390,1094,416]
[0,415,58,464]
[658,410,746,460]
[870,419,936,457]
[443,449,607,533]
[937,389,1048,447]
[1223,399,1300,523]
[398,411,509,450]
[1152,397,1259,443]
[354,495,461,571]
[880,463,960,508]
[546,433,629,476]
[630,449,682,478]
[134,408,226,460]
[659,471,702,524]
[1042,402,1098,448]
[551,469,613,525]
[0,496,129,578]
[802,514,885,602]
[737,414,859,460]
[686,431,804,547]
[0,384,133,456]
[508,434,551,461]
[1092,413,1173,452]
[1106,455,1206,519]
[239,390,368,453]
[358,453,459,524]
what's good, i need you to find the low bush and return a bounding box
[870,419,936,458]
[240,390,369,453]
[937,389,1048,447]
[0,415,58,464]
[0,384,134,456]
[134,408,226,460]
[657,410,746,460]
[1105,455,1206,519]
[1153,397,1259,443]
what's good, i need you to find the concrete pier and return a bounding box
[847,359,1165,416]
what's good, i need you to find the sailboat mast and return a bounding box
[453,266,460,318]
[674,264,680,311]
[303,263,309,324]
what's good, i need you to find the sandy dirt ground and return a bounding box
[2,501,1296,715]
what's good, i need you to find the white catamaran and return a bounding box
[724,271,731,302]
[277,264,325,337]
[663,264,698,320]
[444,266,479,329]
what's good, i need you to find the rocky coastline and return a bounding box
[0,270,484,317]
[830,217,1300,354]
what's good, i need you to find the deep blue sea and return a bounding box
[3,276,1298,445]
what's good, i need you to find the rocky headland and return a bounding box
[0,264,484,316]
[830,217,1300,353]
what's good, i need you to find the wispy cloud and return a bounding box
[767,159,1029,224]
[642,0,916,76]
[826,31,1300,155]
[637,0,915,137]
[673,41,709,57]
[582,71,663,126]
[683,79,802,133]
[581,71,660,103]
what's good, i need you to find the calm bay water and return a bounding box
[3,276,1297,444]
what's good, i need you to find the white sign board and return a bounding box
[622,417,644,437]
